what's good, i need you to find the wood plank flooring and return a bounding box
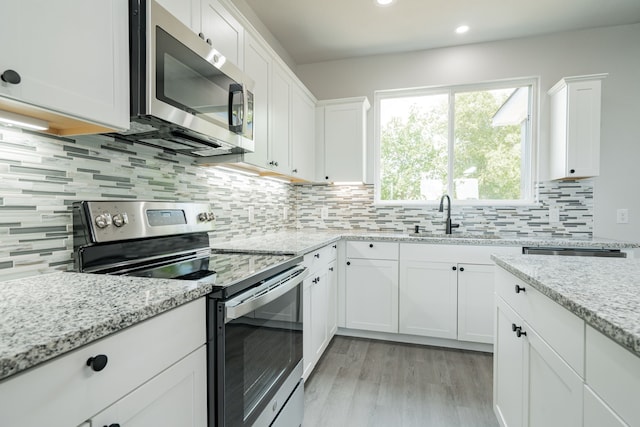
[303,336,499,427]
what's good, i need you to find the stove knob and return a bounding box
[95,213,112,229]
[198,212,208,222]
[207,212,215,221]
[112,212,129,227]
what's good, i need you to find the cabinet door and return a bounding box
[399,260,457,339]
[345,258,398,333]
[311,269,329,361]
[269,62,292,174]
[0,0,129,130]
[494,299,526,427]
[457,263,495,343]
[303,277,313,379]
[200,0,243,67]
[327,260,338,337]
[243,33,271,168]
[549,76,605,179]
[291,86,316,181]
[565,80,602,178]
[526,323,583,427]
[323,102,366,182]
[156,0,200,31]
[91,347,207,427]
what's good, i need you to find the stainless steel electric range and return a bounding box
[73,200,306,427]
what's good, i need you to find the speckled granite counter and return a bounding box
[0,252,296,382]
[209,229,638,255]
[492,254,640,357]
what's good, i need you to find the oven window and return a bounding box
[224,285,302,426]
[155,27,235,127]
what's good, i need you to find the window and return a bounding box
[375,79,535,204]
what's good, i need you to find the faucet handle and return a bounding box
[451,223,460,229]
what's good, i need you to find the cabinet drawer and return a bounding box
[586,325,640,427]
[0,298,206,427]
[303,243,337,274]
[346,241,398,260]
[495,267,584,376]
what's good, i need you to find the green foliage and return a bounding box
[380,89,524,201]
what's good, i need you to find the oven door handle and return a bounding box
[225,265,307,322]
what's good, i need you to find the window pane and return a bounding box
[453,87,528,200]
[379,94,449,201]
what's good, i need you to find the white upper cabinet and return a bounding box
[0,0,129,135]
[548,74,607,180]
[156,0,243,67]
[242,33,271,168]
[200,0,244,68]
[291,87,316,181]
[316,97,370,183]
[269,62,293,175]
[156,0,200,30]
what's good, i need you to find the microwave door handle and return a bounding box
[225,266,307,322]
[228,83,244,134]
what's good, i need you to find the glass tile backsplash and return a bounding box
[0,127,592,281]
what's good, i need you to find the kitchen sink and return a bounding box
[407,232,502,239]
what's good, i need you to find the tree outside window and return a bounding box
[376,80,534,204]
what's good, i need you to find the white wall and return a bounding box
[297,23,640,241]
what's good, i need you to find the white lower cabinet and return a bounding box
[457,263,495,343]
[526,319,583,427]
[303,243,338,379]
[583,385,628,427]
[585,325,640,426]
[399,260,457,339]
[494,300,526,427]
[345,241,399,333]
[90,347,207,427]
[0,299,207,427]
[494,297,583,427]
[398,243,519,344]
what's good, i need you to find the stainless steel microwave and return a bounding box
[116,0,255,157]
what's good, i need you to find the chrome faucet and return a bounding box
[438,194,460,234]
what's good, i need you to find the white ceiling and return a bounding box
[240,0,640,65]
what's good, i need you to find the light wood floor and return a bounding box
[303,336,499,427]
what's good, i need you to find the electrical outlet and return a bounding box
[321,206,329,220]
[617,208,629,224]
[283,206,288,221]
[247,206,254,223]
[549,208,560,224]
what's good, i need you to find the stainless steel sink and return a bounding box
[407,232,502,239]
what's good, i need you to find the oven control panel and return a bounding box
[75,201,216,243]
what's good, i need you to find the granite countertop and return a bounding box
[209,229,639,255]
[0,251,301,383]
[492,254,640,357]
[0,272,213,382]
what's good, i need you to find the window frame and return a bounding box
[373,77,539,206]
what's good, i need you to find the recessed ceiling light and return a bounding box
[456,25,470,34]
[375,0,396,7]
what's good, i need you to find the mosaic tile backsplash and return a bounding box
[0,128,295,281]
[0,127,593,280]
[294,181,593,238]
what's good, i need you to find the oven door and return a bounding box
[213,266,305,427]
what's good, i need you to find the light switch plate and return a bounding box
[617,208,629,224]
[247,206,254,223]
